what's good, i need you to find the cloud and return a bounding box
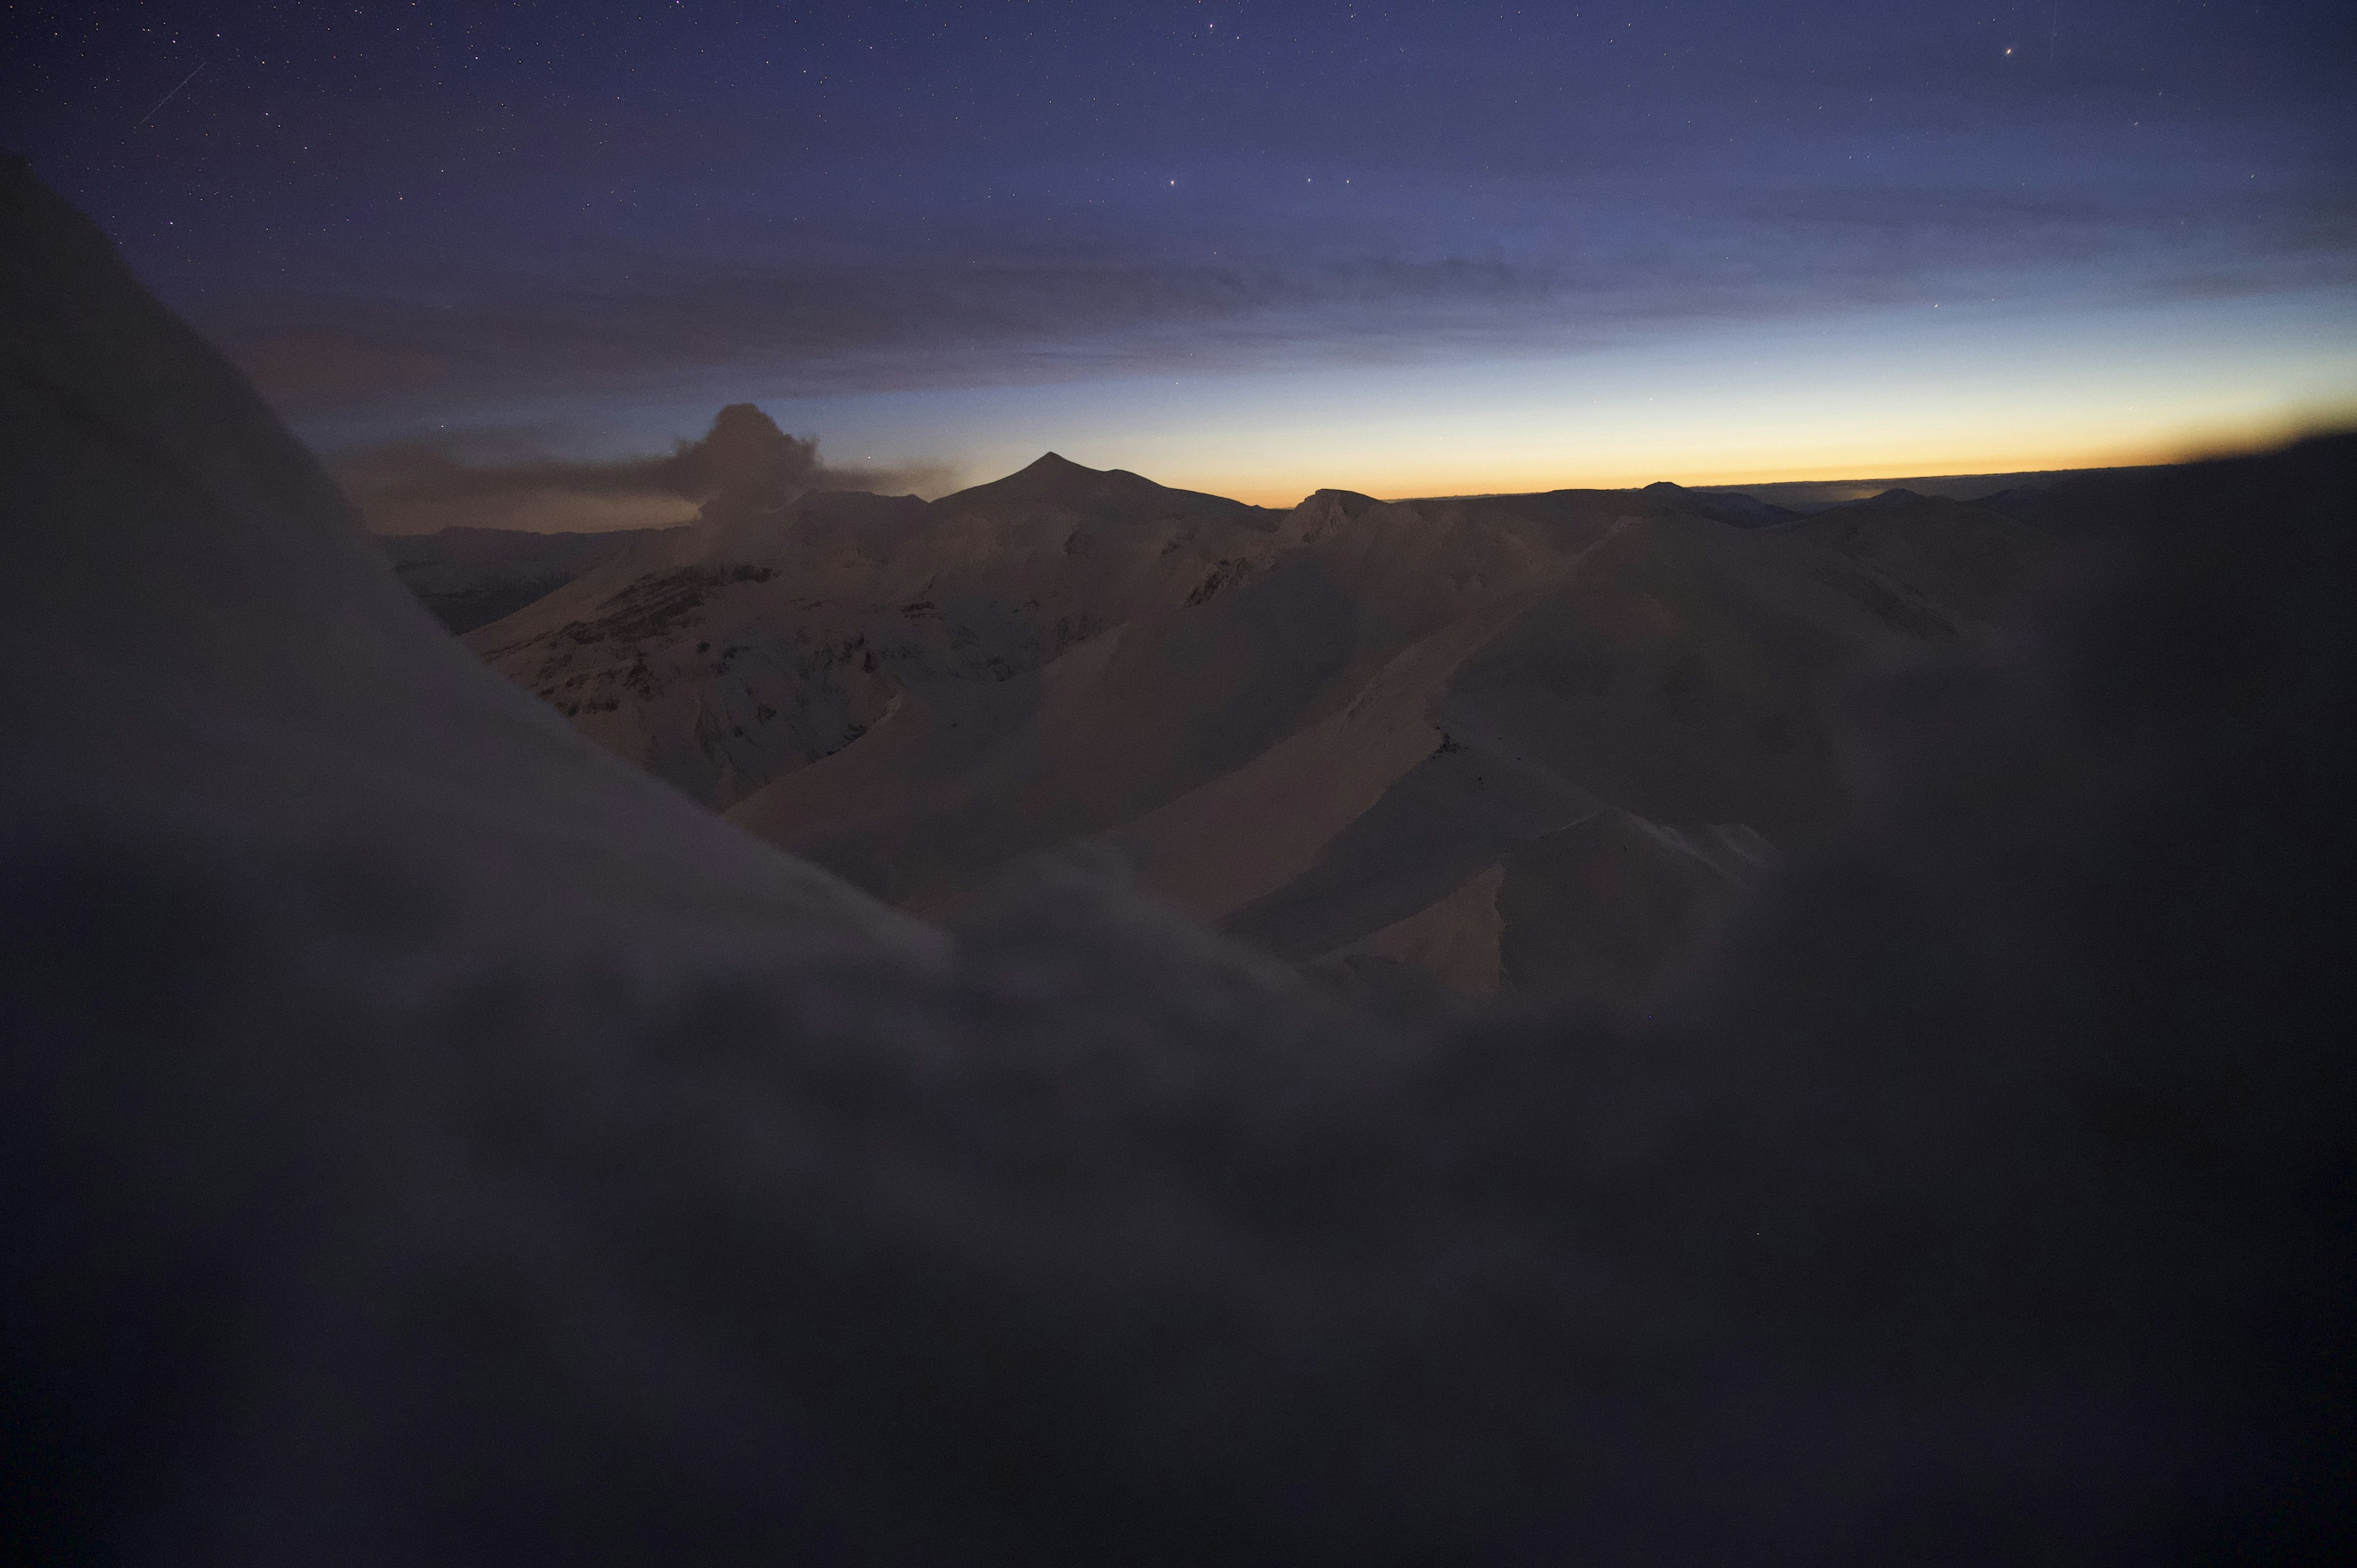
[338,404,956,535]
[206,168,2355,427]
[221,253,1573,421]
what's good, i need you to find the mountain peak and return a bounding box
[989,452,1105,490]
[947,450,1151,508]
[1638,482,1796,528]
[933,450,1266,526]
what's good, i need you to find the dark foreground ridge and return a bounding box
[4,150,2353,1562]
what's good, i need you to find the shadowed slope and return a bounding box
[0,154,924,968]
[727,481,1970,980]
[1779,490,2062,625]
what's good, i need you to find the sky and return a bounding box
[4,0,2353,513]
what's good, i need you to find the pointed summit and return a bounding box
[936,450,1269,525]
[989,450,1137,503]
[1639,481,1795,529]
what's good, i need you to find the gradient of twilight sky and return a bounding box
[5,0,2353,506]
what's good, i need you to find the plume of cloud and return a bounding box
[337,404,955,535]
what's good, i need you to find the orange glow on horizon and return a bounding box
[1150,400,2357,508]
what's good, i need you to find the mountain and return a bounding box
[1641,478,1799,528]
[463,439,2018,1006]
[1773,487,2065,625]
[1686,463,2170,512]
[0,156,932,979]
[463,443,1296,814]
[377,523,691,632]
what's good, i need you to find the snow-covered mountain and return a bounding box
[466,418,2054,1008]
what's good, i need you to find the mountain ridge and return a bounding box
[447,433,2060,1000]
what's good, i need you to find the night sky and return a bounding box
[5,1,2352,504]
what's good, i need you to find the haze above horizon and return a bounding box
[5,0,2350,504]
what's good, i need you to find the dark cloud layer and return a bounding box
[226,255,1571,415]
[3,2,2345,427]
[219,179,2357,422]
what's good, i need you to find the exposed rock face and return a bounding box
[4,153,2353,1563]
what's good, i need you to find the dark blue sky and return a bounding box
[6,1,2352,499]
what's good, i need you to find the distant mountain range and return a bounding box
[433,414,2062,1008]
[374,459,2094,643]
[1684,463,2168,512]
[377,523,689,633]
